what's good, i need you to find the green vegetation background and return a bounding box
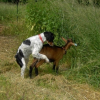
[0,0,100,89]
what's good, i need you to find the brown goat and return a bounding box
[29,38,77,78]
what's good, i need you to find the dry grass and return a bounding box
[0,36,100,100]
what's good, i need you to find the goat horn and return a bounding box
[61,37,67,43]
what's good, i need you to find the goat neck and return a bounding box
[62,47,67,54]
[62,42,75,54]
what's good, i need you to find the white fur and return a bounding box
[16,33,49,78]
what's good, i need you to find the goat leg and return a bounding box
[29,66,33,78]
[35,66,38,76]
[29,59,38,78]
[55,61,59,74]
[34,59,45,75]
[53,64,55,71]
[53,61,56,71]
[56,66,59,73]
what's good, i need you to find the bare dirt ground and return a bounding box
[0,36,100,100]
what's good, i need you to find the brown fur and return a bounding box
[29,38,77,78]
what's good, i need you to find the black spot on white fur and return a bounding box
[23,39,31,45]
[44,32,54,42]
[15,49,24,68]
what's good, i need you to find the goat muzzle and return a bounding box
[74,43,77,46]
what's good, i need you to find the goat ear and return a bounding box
[61,37,67,43]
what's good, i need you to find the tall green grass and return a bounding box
[64,2,100,88]
[26,0,100,88]
[0,3,28,37]
[0,0,100,88]
[0,3,16,22]
[26,0,72,45]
